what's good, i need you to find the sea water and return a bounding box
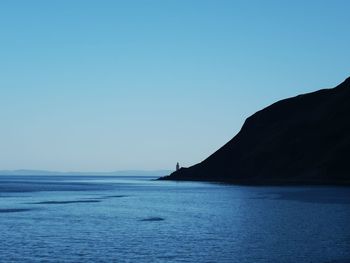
[0,175,349,263]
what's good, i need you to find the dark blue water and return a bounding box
[1,175,350,263]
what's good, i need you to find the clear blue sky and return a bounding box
[0,0,349,171]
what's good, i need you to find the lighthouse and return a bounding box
[176,162,180,171]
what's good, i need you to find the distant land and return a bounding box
[0,170,171,177]
[160,77,350,185]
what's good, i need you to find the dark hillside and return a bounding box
[160,78,350,185]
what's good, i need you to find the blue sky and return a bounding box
[0,0,349,171]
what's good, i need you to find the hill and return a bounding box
[160,78,350,185]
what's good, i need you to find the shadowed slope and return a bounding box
[160,77,350,185]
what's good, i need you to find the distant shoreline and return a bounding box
[0,169,171,177]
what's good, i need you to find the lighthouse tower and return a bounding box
[176,162,180,171]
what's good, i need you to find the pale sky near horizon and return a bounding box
[0,0,349,171]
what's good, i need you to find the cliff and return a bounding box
[160,77,350,185]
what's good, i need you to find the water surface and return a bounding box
[0,175,349,262]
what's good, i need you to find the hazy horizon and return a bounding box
[0,169,172,176]
[1,0,349,171]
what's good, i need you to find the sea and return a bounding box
[0,175,350,263]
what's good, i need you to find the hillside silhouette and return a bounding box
[160,77,350,185]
